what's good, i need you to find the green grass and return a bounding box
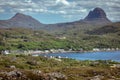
[0,27,120,51]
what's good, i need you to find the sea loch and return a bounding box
[39,51,120,62]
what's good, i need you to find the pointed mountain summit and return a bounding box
[0,13,44,29]
[85,7,106,20]
[10,13,32,20]
[9,13,44,29]
[83,7,111,24]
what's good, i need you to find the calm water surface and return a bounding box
[39,51,120,62]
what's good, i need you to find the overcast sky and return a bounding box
[0,0,120,24]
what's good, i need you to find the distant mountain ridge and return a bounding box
[44,7,112,33]
[0,7,112,31]
[0,13,44,29]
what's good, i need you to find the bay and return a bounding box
[38,51,120,62]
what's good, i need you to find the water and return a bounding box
[38,51,120,62]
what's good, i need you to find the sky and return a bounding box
[0,0,120,24]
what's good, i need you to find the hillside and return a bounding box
[0,13,45,29]
[0,28,56,50]
[0,25,120,51]
[87,22,120,35]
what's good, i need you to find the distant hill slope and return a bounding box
[87,22,120,35]
[0,13,45,29]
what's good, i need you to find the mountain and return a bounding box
[82,7,111,24]
[0,7,111,32]
[44,7,112,33]
[85,8,107,20]
[0,13,44,29]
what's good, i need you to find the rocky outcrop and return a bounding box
[90,75,104,80]
[0,70,67,80]
[48,72,67,80]
[0,70,27,80]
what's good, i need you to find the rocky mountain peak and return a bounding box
[84,7,107,20]
[10,13,32,21]
[82,7,111,25]
[14,13,25,17]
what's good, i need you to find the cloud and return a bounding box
[25,0,32,3]
[0,0,120,22]
[56,0,70,6]
[0,8,4,12]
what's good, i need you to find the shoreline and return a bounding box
[31,50,120,62]
[31,49,120,55]
[2,48,120,55]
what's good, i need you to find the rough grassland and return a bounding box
[0,54,120,80]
